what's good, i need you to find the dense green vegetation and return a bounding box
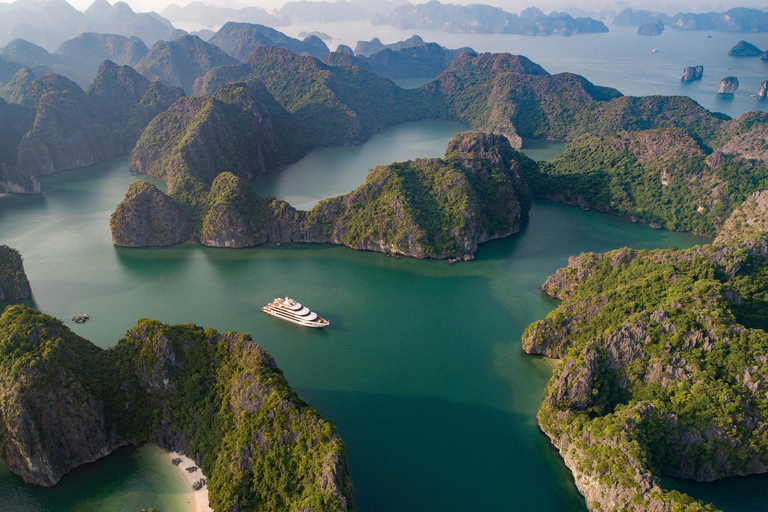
[0,305,353,510]
[522,199,768,511]
[117,132,534,259]
[130,81,303,188]
[529,128,768,236]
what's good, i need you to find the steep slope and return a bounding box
[130,81,301,188]
[207,22,329,61]
[0,305,354,511]
[521,199,768,512]
[136,35,240,94]
[116,132,534,259]
[0,246,32,300]
[0,67,36,104]
[194,46,427,147]
[1,63,182,188]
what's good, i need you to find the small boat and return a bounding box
[71,313,89,323]
[651,48,658,53]
[261,297,329,328]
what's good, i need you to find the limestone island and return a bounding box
[522,190,768,512]
[0,305,353,511]
[111,132,533,261]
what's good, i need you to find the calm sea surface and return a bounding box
[1,117,736,511]
[282,21,768,118]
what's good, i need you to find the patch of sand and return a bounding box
[159,447,212,512]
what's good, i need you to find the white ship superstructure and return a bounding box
[261,297,330,328]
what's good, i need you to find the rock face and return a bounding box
[729,40,763,56]
[715,190,768,244]
[115,132,535,260]
[0,246,32,301]
[0,164,39,194]
[0,306,354,511]
[719,76,739,93]
[637,20,664,35]
[760,80,768,99]
[681,65,703,81]
[522,205,768,511]
[110,181,191,247]
[342,39,473,79]
[0,306,113,486]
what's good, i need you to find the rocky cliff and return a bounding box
[718,76,739,94]
[0,305,354,510]
[0,164,39,194]
[116,132,534,260]
[110,181,191,247]
[521,199,768,512]
[0,246,32,301]
[681,65,703,81]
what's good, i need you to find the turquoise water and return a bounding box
[0,121,721,511]
[0,446,190,512]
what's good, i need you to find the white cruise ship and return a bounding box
[261,297,330,328]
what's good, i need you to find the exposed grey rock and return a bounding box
[760,80,768,98]
[681,65,703,81]
[719,76,739,94]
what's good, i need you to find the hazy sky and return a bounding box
[0,0,764,15]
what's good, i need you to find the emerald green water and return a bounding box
[0,121,728,511]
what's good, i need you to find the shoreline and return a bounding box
[157,447,212,512]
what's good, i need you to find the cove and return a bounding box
[0,120,727,512]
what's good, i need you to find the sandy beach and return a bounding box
[158,447,212,512]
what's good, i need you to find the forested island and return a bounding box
[522,190,768,511]
[0,305,353,510]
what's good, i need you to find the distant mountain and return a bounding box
[160,1,279,29]
[85,0,174,47]
[207,22,329,61]
[0,33,150,89]
[330,35,472,79]
[0,0,177,51]
[614,7,768,32]
[135,35,239,94]
[0,0,91,51]
[0,39,57,78]
[373,3,608,36]
[0,62,182,193]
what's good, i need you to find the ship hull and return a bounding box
[261,306,329,328]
